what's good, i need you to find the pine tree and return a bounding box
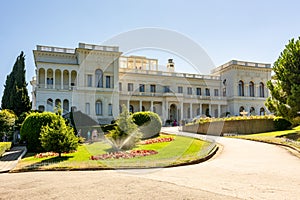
[266,37,300,125]
[1,52,31,116]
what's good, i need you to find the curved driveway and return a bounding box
[0,127,299,199]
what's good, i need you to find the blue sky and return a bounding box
[1,0,300,102]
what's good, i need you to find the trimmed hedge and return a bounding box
[20,112,58,152]
[131,111,162,139]
[0,142,12,157]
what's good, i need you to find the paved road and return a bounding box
[0,127,299,199]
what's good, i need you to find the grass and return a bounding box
[13,134,215,171]
[228,126,300,152]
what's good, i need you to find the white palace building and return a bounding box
[31,43,272,124]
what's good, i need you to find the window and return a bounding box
[238,80,244,96]
[260,107,265,115]
[259,82,265,97]
[249,81,254,97]
[139,84,145,92]
[128,83,133,91]
[187,87,192,95]
[205,88,210,96]
[95,69,103,88]
[47,78,53,85]
[223,88,226,96]
[119,82,122,91]
[164,86,170,93]
[250,107,255,115]
[187,107,191,118]
[38,105,45,112]
[178,86,183,93]
[85,103,90,115]
[214,89,219,96]
[108,104,112,116]
[150,84,156,93]
[87,75,92,87]
[95,101,102,115]
[106,76,111,88]
[196,88,201,96]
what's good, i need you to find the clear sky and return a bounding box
[1,0,300,103]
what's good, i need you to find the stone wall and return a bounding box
[182,119,275,135]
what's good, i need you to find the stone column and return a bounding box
[139,100,142,111]
[218,104,221,117]
[53,70,56,89]
[199,103,202,115]
[190,103,193,119]
[44,68,47,88]
[150,101,153,112]
[69,70,72,89]
[180,102,183,121]
[61,71,63,89]
[127,100,130,111]
[209,104,212,116]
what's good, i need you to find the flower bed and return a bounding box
[35,152,59,158]
[140,137,174,145]
[34,151,75,158]
[90,149,158,160]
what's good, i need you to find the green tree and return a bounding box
[40,116,78,157]
[1,51,31,116]
[0,109,16,140]
[20,112,58,152]
[266,37,300,125]
[107,105,141,150]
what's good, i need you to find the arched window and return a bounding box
[95,69,103,88]
[108,104,113,116]
[250,107,255,115]
[260,107,265,115]
[249,81,255,97]
[238,80,244,96]
[259,82,265,97]
[47,98,53,111]
[55,99,61,107]
[63,99,69,113]
[38,105,45,112]
[95,100,102,115]
[129,105,134,113]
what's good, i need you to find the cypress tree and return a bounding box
[1,51,31,116]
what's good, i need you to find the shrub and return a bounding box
[40,116,79,157]
[20,112,58,152]
[131,111,162,139]
[106,105,142,150]
[0,142,12,157]
[273,117,292,131]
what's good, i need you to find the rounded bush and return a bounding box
[273,117,292,131]
[131,111,162,139]
[20,112,58,152]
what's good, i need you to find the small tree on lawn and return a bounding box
[107,105,142,150]
[40,115,78,157]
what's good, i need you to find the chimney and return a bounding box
[167,59,174,72]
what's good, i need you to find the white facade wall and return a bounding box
[31,43,272,124]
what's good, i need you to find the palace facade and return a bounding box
[31,43,272,124]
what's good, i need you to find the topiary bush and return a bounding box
[273,117,292,131]
[20,112,58,152]
[131,111,162,139]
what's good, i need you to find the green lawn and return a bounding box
[14,134,215,171]
[228,126,300,152]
